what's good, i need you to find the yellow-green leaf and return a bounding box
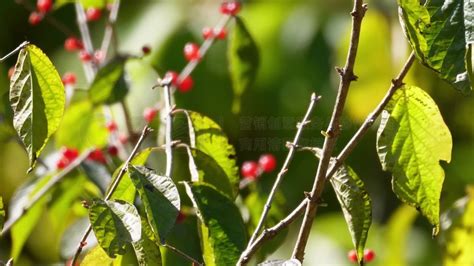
[0,197,5,234]
[9,44,65,171]
[377,85,452,233]
[228,16,259,113]
[441,187,474,266]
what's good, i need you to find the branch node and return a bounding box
[335,67,344,76]
[303,191,312,199]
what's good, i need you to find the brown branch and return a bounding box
[239,93,321,260]
[70,126,152,265]
[291,1,367,262]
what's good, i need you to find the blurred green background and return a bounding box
[0,0,473,265]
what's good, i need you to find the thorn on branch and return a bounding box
[391,78,404,88]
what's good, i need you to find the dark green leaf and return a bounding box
[9,44,65,170]
[109,148,153,203]
[398,0,473,93]
[228,16,260,113]
[330,165,372,263]
[89,199,141,258]
[128,165,180,242]
[89,56,129,105]
[377,85,452,234]
[0,197,5,234]
[440,187,474,266]
[185,111,239,198]
[131,237,162,266]
[55,100,108,151]
[184,182,246,266]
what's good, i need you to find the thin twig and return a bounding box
[0,41,29,62]
[238,199,308,265]
[163,243,203,266]
[74,2,97,81]
[243,93,321,249]
[71,126,152,265]
[120,100,138,144]
[100,0,120,62]
[0,149,92,235]
[161,78,174,178]
[238,51,415,265]
[292,1,367,262]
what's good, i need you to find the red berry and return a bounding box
[88,148,106,164]
[215,28,227,39]
[220,1,241,16]
[142,45,151,55]
[176,211,186,224]
[62,72,77,86]
[107,145,118,156]
[241,161,259,180]
[347,250,358,263]
[94,50,105,63]
[28,12,43,26]
[177,76,193,93]
[259,154,277,173]
[56,157,69,170]
[164,71,179,86]
[37,0,53,13]
[79,50,93,62]
[106,121,118,132]
[61,147,79,161]
[143,107,158,123]
[183,42,201,61]
[118,134,128,144]
[64,37,84,51]
[202,27,214,39]
[8,67,15,80]
[364,249,375,263]
[86,8,102,21]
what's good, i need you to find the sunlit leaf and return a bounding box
[330,165,372,263]
[82,245,115,266]
[441,187,474,266]
[128,165,180,243]
[9,44,65,170]
[377,85,452,233]
[109,148,153,203]
[228,16,259,113]
[185,111,239,198]
[55,100,108,151]
[184,182,246,266]
[89,199,141,258]
[131,236,162,266]
[89,56,128,105]
[398,0,473,93]
[385,205,418,266]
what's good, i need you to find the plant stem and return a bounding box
[243,93,321,248]
[0,149,92,235]
[74,2,97,81]
[0,41,29,62]
[291,1,367,262]
[238,199,308,265]
[70,126,152,264]
[163,243,202,266]
[162,81,174,178]
[237,51,415,264]
[100,0,120,62]
[120,100,138,143]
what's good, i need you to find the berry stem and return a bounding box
[71,126,152,265]
[100,0,121,64]
[0,41,29,62]
[74,1,97,80]
[163,243,203,266]
[238,93,321,265]
[0,149,93,235]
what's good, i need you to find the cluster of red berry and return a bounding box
[56,146,119,170]
[164,1,241,93]
[241,154,277,180]
[29,0,103,26]
[347,249,375,264]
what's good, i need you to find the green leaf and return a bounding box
[131,237,162,266]
[398,0,473,93]
[109,148,153,203]
[0,197,5,233]
[89,56,129,105]
[377,85,452,233]
[89,199,142,258]
[385,205,418,266]
[128,165,180,243]
[9,44,65,170]
[228,16,260,113]
[465,1,474,44]
[55,100,108,151]
[55,0,112,9]
[185,111,239,198]
[441,186,474,266]
[184,182,246,266]
[330,165,372,264]
[82,245,115,266]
